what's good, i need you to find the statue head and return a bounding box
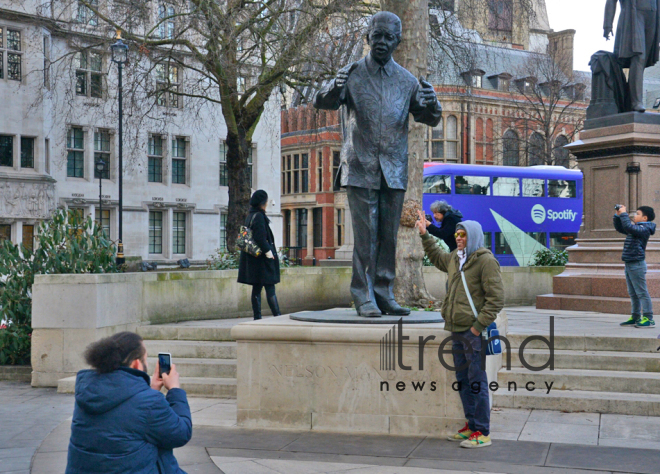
[367,11,402,65]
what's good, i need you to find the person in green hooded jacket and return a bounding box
[417,210,504,448]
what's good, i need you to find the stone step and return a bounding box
[553,274,660,298]
[536,293,660,314]
[498,367,660,395]
[57,376,76,394]
[179,377,236,398]
[505,348,660,372]
[505,333,659,353]
[0,365,31,382]
[57,375,237,399]
[138,325,234,342]
[143,340,237,359]
[493,388,660,416]
[146,357,236,378]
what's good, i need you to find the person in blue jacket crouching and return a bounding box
[66,332,192,473]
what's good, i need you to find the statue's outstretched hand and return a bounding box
[336,62,358,88]
[419,76,437,107]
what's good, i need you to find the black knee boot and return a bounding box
[252,293,262,320]
[267,294,282,316]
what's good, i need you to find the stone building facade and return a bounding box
[0,2,281,262]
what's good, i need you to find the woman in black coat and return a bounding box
[237,190,281,320]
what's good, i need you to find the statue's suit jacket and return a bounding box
[605,0,660,67]
[313,53,442,191]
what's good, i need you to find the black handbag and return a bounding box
[235,213,262,257]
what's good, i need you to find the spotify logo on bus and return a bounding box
[531,204,546,224]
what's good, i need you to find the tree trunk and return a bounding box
[381,0,435,306]
[225,128,252,251]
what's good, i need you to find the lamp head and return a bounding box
[111,32,128,65]
[95,159,106,173]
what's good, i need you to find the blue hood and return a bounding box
[642,222,657,235]
[456,220,485,260]
[74,367,151,415]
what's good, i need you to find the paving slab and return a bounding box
[282,431,426,457]
[546,444,660,474]
[406,458,617,474]
[410,438,550,466]
[527,410,600,426]
[600,414,660,440]
[206,448,409,467]
[188,426,303,451]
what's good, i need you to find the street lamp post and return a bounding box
[96,159,106,235]
[111,31,128,266]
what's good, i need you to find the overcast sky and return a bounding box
[546,0,620,72]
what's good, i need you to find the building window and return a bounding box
[75,51,103,98]
[336,208,344,247]
[283,155,291,194]
[0,224,11,242]
[332,151,341,191]
[219,213,227,251]
[173,211,186,254]
[428,115,458,162]
[45,138,50,174]
[247,147,253,188]
[172,137,186,184]
[43,35,50,89]
[0,28,23,81]
[77,0,99,25]
[528,132,545,166]
[317,150,323,192]
[288,153,308,194]
[488,0,513,31]
[20,137,34,168]
[502,129,519,166]
[475,118,494,165]
[219,141,228,186]
[155,62,180,108]
[553,135,570,167]
[313,208,323,248]
[22,224,34,251]
[95,208,110,237]
[296,208,307,248]
[94,130,111,179]
[149,211,163,254]
[148,135,163,183]
[67,127,85,178]
[158,4,176,39]
[0,135,13,167]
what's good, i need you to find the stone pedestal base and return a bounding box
[231,309,507,436]
[537,114,660,314]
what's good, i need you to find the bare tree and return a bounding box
[501,48,587,168]
[41,0,373,249]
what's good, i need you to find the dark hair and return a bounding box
[638,206,655,222]
[84,332,145,374]
[249,189,268,208]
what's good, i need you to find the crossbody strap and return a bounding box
[461,271,479,319]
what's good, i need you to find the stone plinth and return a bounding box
[537,113,660,313]
[232,309,506,436]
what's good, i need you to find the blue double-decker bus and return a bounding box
[422,163,583,267]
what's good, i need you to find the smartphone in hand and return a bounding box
[158,353,172,377]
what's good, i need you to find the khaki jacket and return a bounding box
[421,232,504,333]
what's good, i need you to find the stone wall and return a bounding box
[31,266,561,386]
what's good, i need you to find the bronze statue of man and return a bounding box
[313,11,442,317]
[605,0,660,112]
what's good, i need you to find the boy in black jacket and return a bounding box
[614,205,657,328]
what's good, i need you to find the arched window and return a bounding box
[553,135,570,167]
[528,132,545,166]
[159,4,175,39]
[502,130,519,166]
[427,115,459,162]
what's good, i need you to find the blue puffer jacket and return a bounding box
[613,213,657,263]
[66,367,192,474]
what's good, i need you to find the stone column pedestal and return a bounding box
[537,113,660,314]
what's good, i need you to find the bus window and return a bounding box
[492,177,520,197]
[455,175,490,195]
[550,233,577,250]
[548,179,576,198]
[495,233,512,254]
[483,232,492,251]
[522,178,545,197]
[423,174,451,194]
